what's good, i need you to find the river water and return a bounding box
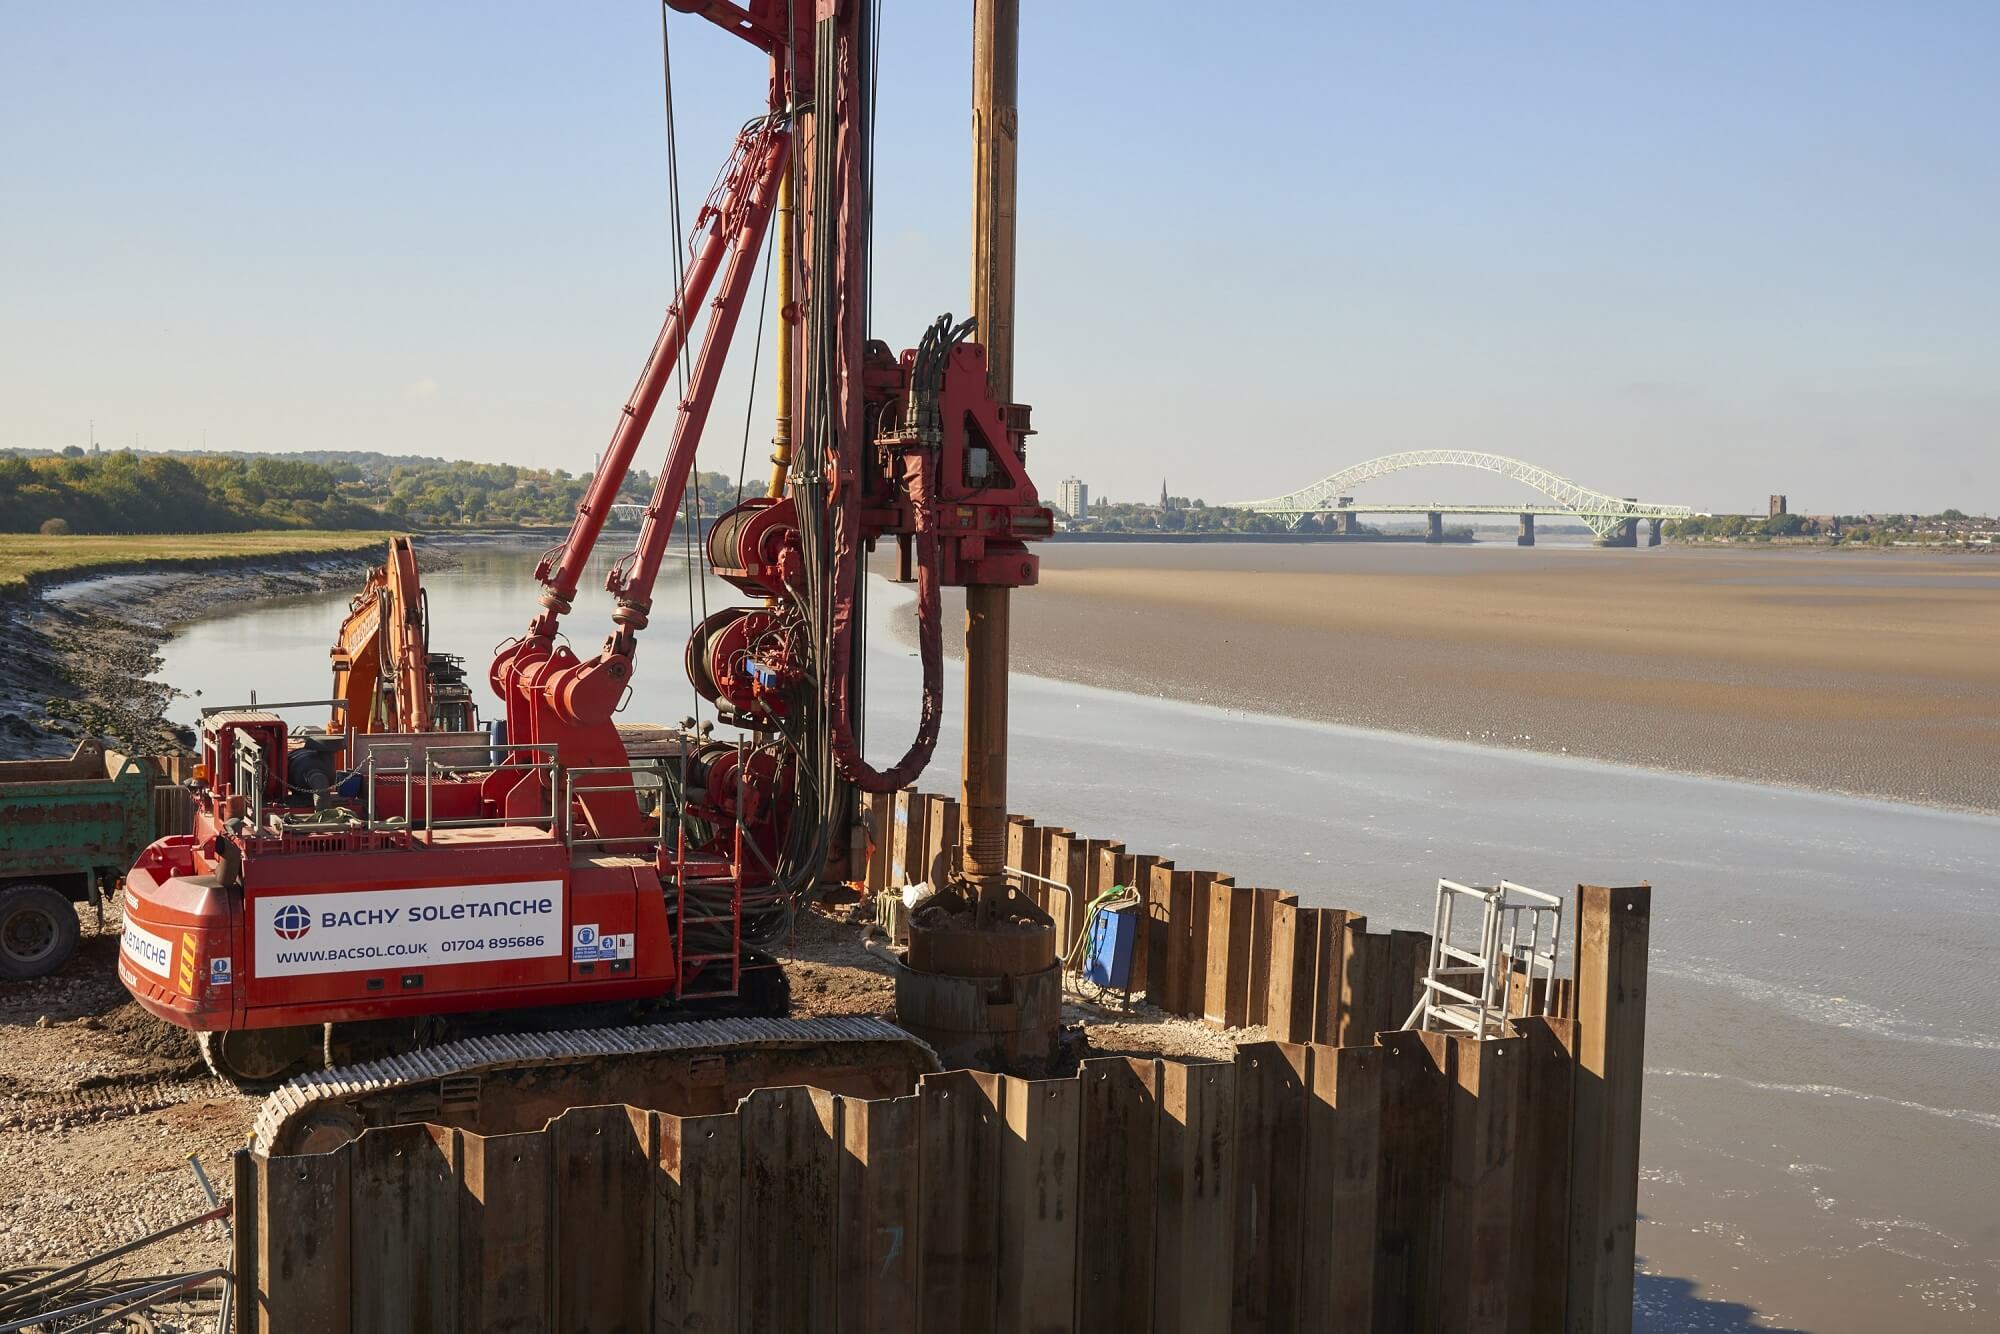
[154,540,1999,1333]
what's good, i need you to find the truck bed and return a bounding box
[0,739,152,880]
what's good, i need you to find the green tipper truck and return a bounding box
[0,740,154,980]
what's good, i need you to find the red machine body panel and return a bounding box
[566,859,655,983]
[118,841,236,1026]
[119,824,687,1033]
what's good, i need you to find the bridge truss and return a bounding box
[1229,450,1696,539]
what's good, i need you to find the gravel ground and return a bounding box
[784,894,1263,1063]
[0,895,1255,1327]
[0,904,245,1331]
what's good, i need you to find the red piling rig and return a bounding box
[487,120,790,842]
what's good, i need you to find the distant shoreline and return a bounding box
[1671,536,1997,554]
[1047,529,1469,544]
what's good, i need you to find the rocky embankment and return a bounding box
[0,550,425,761]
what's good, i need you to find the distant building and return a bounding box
[1058,477,1088,520]
[1769,494,1788,517]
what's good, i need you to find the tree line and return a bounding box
[1668,510,1987,544]
[1072,500,1296,533]
[0,447,742,534]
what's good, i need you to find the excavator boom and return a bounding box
[328,536,474,735]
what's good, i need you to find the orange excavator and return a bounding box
[327,536,478,737]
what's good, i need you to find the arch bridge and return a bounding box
[1229,450,1699,545]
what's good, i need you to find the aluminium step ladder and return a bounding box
[1403,878,1564,1038]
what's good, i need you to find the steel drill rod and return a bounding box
[962,0,1021,916]
[962,583,1011,919]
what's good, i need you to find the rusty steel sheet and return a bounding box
[892,958,1062,1075]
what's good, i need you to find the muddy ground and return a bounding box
[1002,542,2000,813]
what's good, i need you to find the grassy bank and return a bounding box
[0,530,395,593]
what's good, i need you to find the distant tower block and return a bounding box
[1647,518,1663,547]
[1518,513,1536,546]
[1426,511,1445,543]
[1336,510,1358,535]
[1769,494,1788,517]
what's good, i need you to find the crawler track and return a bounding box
[253,1015,937,1155]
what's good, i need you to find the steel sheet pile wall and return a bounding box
[862,790,1517,1038]
[239,1026,1590,1333]
[237,796,1647,1333]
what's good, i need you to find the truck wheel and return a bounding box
[0,882,80,981]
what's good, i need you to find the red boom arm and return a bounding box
[487,120,790,839]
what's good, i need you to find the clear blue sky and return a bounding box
[3,2,1994,515]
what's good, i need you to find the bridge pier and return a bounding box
[1518,513,1535,547]
[1597,518,1639,548]
[1425,511,1445,543]
[1647,517,1662,547]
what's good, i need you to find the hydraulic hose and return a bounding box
[827,450,942,792]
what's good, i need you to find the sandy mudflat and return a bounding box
[928,542,1999,812]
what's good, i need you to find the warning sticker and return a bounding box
[571,923,634,963]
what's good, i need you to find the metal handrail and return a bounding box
[420,744,560,838]
[198,695,343,718]
[358,744,413,829]
[1497,878,1563,1021]
[238,734,707,857]
[563,763,674,854]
